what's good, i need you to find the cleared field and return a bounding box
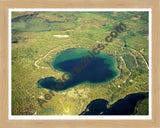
[122,53,138,70]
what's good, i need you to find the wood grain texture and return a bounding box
[0,0,160,127]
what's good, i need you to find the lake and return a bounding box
[38,48,120,91]
[80,92,148,115]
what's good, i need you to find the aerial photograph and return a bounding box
[11,10,149,116]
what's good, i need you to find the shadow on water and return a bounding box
[80,92,148,115]
[38,48,120,92]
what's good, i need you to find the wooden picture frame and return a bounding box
[0,0,160,127]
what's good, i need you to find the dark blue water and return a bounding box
[38,48,120,91]
[80,92,148,115]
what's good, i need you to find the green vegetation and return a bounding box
[135,98,149,115]
[11,11,149,115]
[12,12,78,33]
[122,53,137,70]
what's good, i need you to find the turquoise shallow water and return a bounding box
[38,48,120,91]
